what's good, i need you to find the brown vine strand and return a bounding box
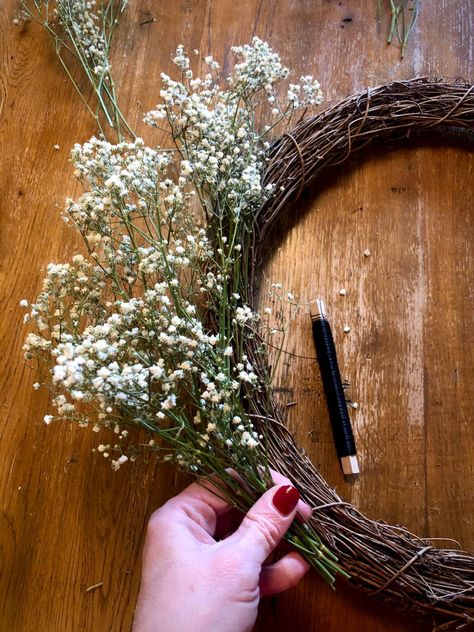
[248,78,474,629]
[258,78,474,244]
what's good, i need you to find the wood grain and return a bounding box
[0,1,472,631]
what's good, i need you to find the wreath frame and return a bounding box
[247,78,474,630]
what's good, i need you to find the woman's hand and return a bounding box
[133,472,312,632]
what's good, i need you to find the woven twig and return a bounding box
[248,78,474,630]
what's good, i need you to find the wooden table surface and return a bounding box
[0,1,472,631]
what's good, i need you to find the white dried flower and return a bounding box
[111,454,128,471]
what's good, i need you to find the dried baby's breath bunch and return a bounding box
[21,38,342,582]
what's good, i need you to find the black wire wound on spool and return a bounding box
[311,299,359,474]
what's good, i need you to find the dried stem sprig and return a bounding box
[21,0,134,140]
[378,0,420,59]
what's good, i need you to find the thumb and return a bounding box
[228,485,301,564]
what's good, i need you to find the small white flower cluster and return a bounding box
[56,0,112,78]
[287,76,323,107]
[146,78,269,213]
[234,305,258,326]
[145,37,323,226]
[231,38,289,96]
[22,255,106,356]
[234,355,259,385]
[23,219,261,464]
[231,38,322,110]
[146,39,301,219]
[69,137,171,234]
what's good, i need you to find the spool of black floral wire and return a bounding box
[310,299,359,476]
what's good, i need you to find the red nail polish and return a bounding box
[272,485,300,515]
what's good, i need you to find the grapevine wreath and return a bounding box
[249,78,474,630]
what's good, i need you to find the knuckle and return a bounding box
[236,585,260,604]
[268,467,292,487]
[245,512,281,550]
[146,506,168,539]
[285,566,300,589]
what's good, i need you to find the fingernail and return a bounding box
[272,485,300,515]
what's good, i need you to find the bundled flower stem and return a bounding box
[20,0,133,140]
[378,0,420,58]
[22,35,345,583]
